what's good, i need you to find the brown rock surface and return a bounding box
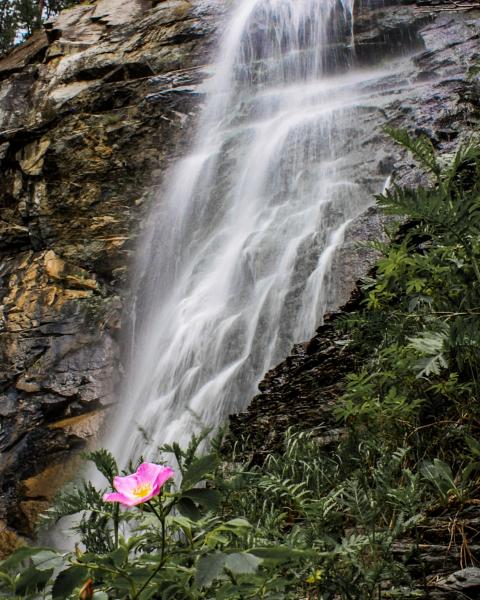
[0,0,221,547]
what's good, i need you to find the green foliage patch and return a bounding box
[0,0,80,56]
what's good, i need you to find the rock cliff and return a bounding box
[0,0,220,550]
[0,0,479,553]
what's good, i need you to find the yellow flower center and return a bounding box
[131,483,153,498]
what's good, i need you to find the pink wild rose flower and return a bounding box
[103,463,174,507]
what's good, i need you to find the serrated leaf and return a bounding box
[408,330,448,377]
[415,353,448,378]
[52,566,88,600]
[385,126,440,176]
[82,448,118,485]
[195,552,226,587]
[182,454,219,489]
[408,330,446,354]
[182,488,222,511]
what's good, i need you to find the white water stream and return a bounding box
[107,0,410,464]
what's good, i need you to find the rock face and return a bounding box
[0,0,221,550]
[0,0,479,552]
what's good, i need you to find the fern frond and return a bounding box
[81,448,118,486]
[385,127,440,177]
[37,481,110,529]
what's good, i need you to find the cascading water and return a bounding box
[108,0,406,464]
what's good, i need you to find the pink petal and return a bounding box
[133,488,158,504]
[154,466,175,488]
[137,463,174,489]
[119,495,150,506]
[103,491,148,507]
[113,473,141,495]
[103,492,130,505]
[104,463,175,508]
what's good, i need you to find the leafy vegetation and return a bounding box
[1,130,480,598]
[0,0,79,56]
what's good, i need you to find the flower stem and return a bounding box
[132,504,167,599]
[113,503,119,549]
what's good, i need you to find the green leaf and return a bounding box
[224,552,263,575]
[166,514,195,531]
[14,566,53,595]
[465,435,480,457]
[0,546,47,571]
[408,330,448,377]
[421,459,456,502]
[82,448,118,485]
[181,488,222,511]
[52,565,88,600]
[182,454,219,489]
[408,330,447,354]
[415,354,448,378]
[461,461,480,484]
[385,126,440,176]
[176,497,202,521]
[31,550,63,571]
[195,552,226,587]
[250,547,312,562]
[0,570,12,587]
[110,546,128,567]
[221,518,252,530]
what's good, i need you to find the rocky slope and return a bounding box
[230,2,480,455]
[0,0,479,553]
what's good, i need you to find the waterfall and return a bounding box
[108,0,404,463]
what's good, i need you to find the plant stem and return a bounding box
[132,504,167,599]
[113,503,119,549]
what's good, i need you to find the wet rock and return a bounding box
[227,298,362,462]
[0,0,221,546]
[229,3,480,458]
[433,567,480,598]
